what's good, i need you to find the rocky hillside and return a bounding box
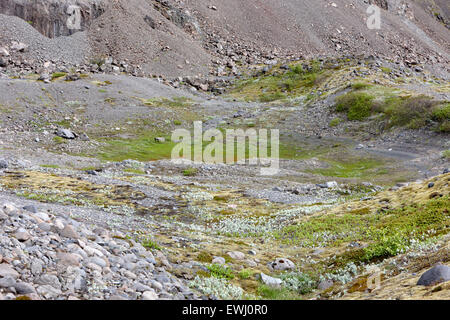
[0,0,448,302]
[0,0,449,77]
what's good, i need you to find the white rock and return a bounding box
[212,257,226,265]
[227,251,245,260]
[260,273,282,288]
[34,212,50,222]
[142,290,158,300]
[2,203,18,216]
[0,264,20,279]
[269,258,295,271]
[326,181,338,188]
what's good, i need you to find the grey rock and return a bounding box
[14,228,31,242]
[38,222,52,232]
[23,205,38,213]
[55,128,76,139]
[227,251,245,260]
[56,252,82,266]
[269,258,295,271]
[0,264,20,279]
[318,279,333,290]
[134,283,152,292]
[109,294,129,300]
[14,282,35,294]
[59,225,79,239]
[0,277,16,288]
[37,285,62,299]
[417,264,450,286]
[0,211,8,221]
[88,256,108,268]
[0,159,8,169]
[35,274,61,289]
[259,273,282,288]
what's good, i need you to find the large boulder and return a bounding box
[417,264,450,286]
[268,258,295,271]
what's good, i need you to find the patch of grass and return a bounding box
[257,285,303,300]
[380,67,392,74]
[104,97,116,105]
[197,251,213,263]
[124,168,145,175]
[432,103,450,132]
[97,133,176,162]
[381,95,440,129]
[183,167,198,177]
[90,57,105,67]
[329,118,342,127]
[228,60,329,102]
[335,92,375,120]
[54,120,71,128]
[238,269,255,280]
[51,72,67,80]
[352,82,371,90]
[259,92,286,103]
[53,136,67,144]
[442,150,450,159]
[311,158,383,178]
[142,237,161,251]
[40,164,60,169]
[141,97,194,108]
[275,196,450,265]
[206,264,235,280]
[335,88,448,132]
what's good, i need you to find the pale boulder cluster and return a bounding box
[0,201,198,300]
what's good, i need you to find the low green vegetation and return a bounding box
[275,196,450,263]
[257,285,303,300]
[142,237,162,251]
[53,136,67,144]
[40,164,60,169]
[238,269,255,280]
[443,150,450,159]
[279,272,317,294]
[335,92,375,121]
[97,133,176,162]
[311,158,383,178]
[329,117,342,127]
[351,82,371,90]
[123,168,146,175]
[206,264,235,280]
[51,72,67,80]
[183,167,198,177]
[229,60,331,102]
[141,97,194,108]
[335,88,449,132]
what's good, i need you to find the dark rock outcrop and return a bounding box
[0,0,106,38]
